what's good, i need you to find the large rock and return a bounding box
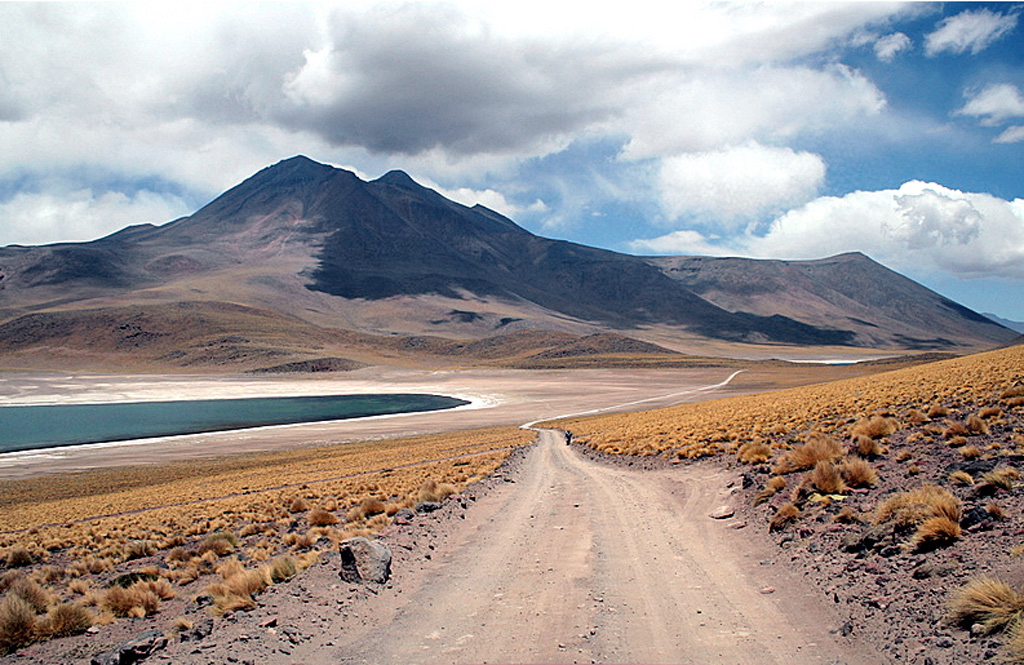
[91,629,167,665]
[339,537,392,584]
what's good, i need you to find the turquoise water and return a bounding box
[0,393,469,453]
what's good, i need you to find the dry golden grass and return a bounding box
[772,432,844,475]
[308,507,339,527]
[0,425,530,652]
[0,594,36,654]
[839,457,879,488]
[809,461,847,495]
[267,556,297,583]
[737,441,772,464]
[37,602,92,638]
[949,470,975,486]
[769,503,800,531]
[549,346,1024,460]
[948,577,1024,635]
[854,434,885,458]
[875,484,962,551]
[850,415,898,440]
[754,476,786,505]
[875,484,961,528]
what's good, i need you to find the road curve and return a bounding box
[333,428,878,665]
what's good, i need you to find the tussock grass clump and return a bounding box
[978,467,1019,495]
[809,461,847,495]
[266,556,297,584]
[853,435,884,458]
[737,441,771,464]
[308,507,339,527]
[288,498,309,513]
[101,582,161,618]
[980,406,1003,419]
[906,408,929,425]
[199,531,238,557]
[754,476,786,505]
[875,484,961,527]
[960,445,983,460]
[834,507,862,524]
[840,457,879,488]
[37,602,92,638]
[347,497,386,522]
[419,480,458,503]
[987,503,1006,520]
[949,470,975,485]
[850,415,898,440]
[1001,385,1024,399]
[967,414,990,435]
[3,547,34,569]
[945,421,971,439]
[911,515,961,551]
[0,594,37,654]
[875,484,962,551]
[8,576,51,614]
[772,432,843,475]
[948,577,1024,635]
[928,403,950,418]
[769,503,800,531]
[125,540,155,561]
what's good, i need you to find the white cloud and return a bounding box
[629,230,731,257]
[925,8,1018,56]
[434,185,520,218]
[995,126,1024,144]
[657,143,826,227]
[748,182,1024,279]
[874,32,911,62]
[0,188,191,247]
[620,64,886,158]
[957,84,1024,126]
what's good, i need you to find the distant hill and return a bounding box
[0,156,1014,371]
[984,313,1024,334]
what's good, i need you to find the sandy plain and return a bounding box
[0,366,747,480]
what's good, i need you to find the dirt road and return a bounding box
[323,429,877,665]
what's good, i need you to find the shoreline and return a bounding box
[0,367,743,480]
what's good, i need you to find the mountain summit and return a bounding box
[0,156,1014,370]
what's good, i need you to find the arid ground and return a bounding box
[2,351,1018,664]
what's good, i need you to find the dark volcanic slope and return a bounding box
[650,253,1015,349]
[0,156,1015,354]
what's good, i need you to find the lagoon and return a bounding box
[0,393,469,453]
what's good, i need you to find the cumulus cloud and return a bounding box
[957,84,1024,126]
[620,64,886,158]
[0,187,191,247]
[749,182,1024,279]
[874,32,911,61]
[657,142,826,227]
[925,8,1018,56]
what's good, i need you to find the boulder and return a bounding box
[338,537,392,584]
[415,501,442,514]
[91,629,167,665]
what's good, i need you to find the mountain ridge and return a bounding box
[0,156,1014,371]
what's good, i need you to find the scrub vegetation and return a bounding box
[550,343,1024,663]
[0,426,530,654]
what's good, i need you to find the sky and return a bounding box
[1,1,1023,320]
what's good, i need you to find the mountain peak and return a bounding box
[375,170,420,188]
